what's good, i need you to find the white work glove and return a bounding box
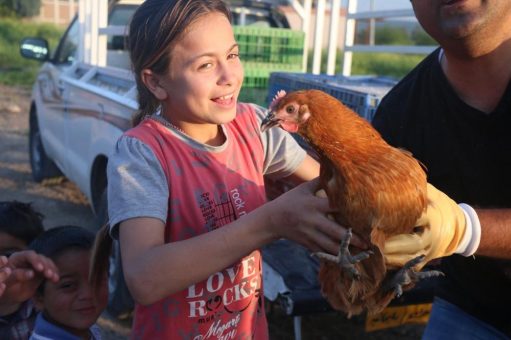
[383,183,481,269]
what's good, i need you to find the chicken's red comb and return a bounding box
[269,90,287,110]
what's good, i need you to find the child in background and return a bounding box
[0,201,44,257]
[29,226,107,340]
[0,201,58,339]
[91,0,359,338]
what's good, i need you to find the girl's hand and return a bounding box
[267,177,366,254]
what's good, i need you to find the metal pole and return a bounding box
[369,0,375,45]
[292,0,312,72]
[78,0,85,64]
[326,0,341,75]
[342,0,357,76]
[97,0,107,66]
[312,0,326,74]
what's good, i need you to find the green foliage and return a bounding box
[0,3,16,17]
[356,23,437,47]
[1,0,41,17]
[307,50,425,79]
[375,25,412,45]
[0,18,63,87]
[411,27,436,46]
[351,53,425,78]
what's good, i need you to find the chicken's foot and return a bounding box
[384,255,444,297]
[313,228,373,280]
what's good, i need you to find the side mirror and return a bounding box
[20,37,50,61]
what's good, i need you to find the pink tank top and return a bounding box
[125,103,269,339]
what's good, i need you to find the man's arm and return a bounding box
[383,185,511,267]
[476,208,511,259]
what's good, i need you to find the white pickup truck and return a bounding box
[21,0,140,226]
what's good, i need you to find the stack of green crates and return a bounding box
[234,26,304,106]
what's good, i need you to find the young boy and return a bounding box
[0,201,58,339]
[29,225,108,340]
[0,201,44,257]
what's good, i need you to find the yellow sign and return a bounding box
[365,303,432,332]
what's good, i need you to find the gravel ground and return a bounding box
[0,84,425,339]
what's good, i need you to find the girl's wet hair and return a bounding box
[129,0,231,126]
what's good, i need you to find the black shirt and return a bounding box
[372,48,511,336]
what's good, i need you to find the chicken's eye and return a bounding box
[286,105,294,114]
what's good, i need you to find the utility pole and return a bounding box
[369,0,375,45]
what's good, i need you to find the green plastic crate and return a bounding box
[234,26,304,66]
[242,62,303,88]
[234,26,305,107]
[239,63,303,106]
[238,87,268,106]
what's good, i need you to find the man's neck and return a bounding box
[441,39,511,113]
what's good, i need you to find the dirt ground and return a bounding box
[0,84,425,339]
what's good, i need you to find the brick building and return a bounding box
[35,0,77,26]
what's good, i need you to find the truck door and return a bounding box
[36,17,80,175]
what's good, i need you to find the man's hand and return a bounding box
[383,183,481,269]
[0,250,59,305]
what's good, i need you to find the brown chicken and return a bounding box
[260,89,439,316]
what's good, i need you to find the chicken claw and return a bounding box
[385,255,444,297]
[313,229,374,280]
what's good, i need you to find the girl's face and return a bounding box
[155,12,243,131]
[35,249,108,337]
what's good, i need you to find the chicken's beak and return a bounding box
[260,111,281,132]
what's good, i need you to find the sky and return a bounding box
[356,0,412,11]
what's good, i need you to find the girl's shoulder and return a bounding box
[235,102,268,127]
[124,117,163,140]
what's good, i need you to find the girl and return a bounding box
[92,0,357,338]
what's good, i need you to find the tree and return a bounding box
[375,25,412,45]
[411,27,436,46]
[356,24,414,46]
[0,0,41,17]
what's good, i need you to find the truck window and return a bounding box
[54,17,79,64]
[107,4,138,51]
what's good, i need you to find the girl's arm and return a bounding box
[120,178,347,305]
[284,153,320,183]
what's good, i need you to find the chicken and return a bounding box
[260,89,441,316]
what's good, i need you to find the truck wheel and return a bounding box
[29,112,61,182]
[107,240,135,318]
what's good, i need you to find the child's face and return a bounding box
[0,231,27,256]
[35,248,108,337]
[156,12,243,127]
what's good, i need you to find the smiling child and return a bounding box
[29,226,107,340]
